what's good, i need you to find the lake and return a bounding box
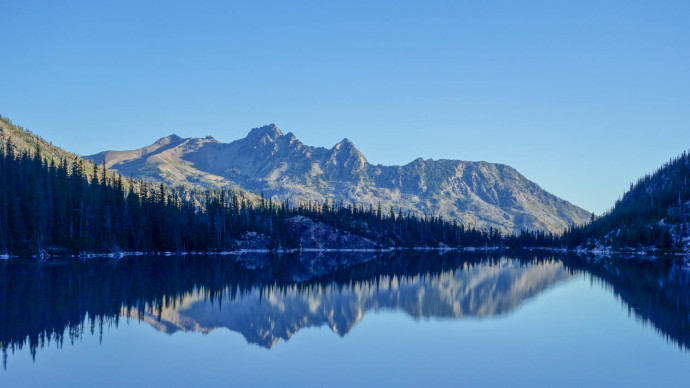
[1,251,688,387]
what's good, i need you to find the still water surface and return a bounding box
[0,251,688,387]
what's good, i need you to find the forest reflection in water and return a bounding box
[1,250,689,369]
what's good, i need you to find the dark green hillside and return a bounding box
[0,116,75,163]
[564,151,690,250]
[0,115,126,183]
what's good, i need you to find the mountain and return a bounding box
[0,115,512,255]
[564,150,690,251]
[87,124,590,233]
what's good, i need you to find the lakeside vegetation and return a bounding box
[508,150,690,252]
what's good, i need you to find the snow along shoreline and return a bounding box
[1,245,504,260]
[523,246,690,256]
[2,245,686,261]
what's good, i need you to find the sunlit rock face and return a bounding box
[86,125,590,234]
[126,259,570,348]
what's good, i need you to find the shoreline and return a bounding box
[1,245,687,261]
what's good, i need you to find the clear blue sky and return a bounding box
[1,0,688,214]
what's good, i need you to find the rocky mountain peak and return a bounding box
[330,138,367,164]
[335,137,354,147]
[246,124,284,142]
[157,134,184,145]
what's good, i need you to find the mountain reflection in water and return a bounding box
[125,258,569,347]
[1,251,689,368]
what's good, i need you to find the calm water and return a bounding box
[0,251,688,387]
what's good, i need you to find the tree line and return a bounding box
[0,138,505,255]
[1,133,688,255]
[562,150,689,250]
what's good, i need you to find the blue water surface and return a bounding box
[0,252,687,387]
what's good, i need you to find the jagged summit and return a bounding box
[86,124,591,233]
[332,138,360,153]
[334,138,355,148]
[330,138,367,165]
[246,124,284,141]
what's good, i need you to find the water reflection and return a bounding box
[0,251,688,369]
[125,258,569,347]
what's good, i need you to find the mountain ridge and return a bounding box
[87,124,590,233]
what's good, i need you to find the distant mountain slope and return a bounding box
[87,124,590,233]
[565,151,690,250]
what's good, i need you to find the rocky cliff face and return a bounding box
[87,124,590,233]
[289,216,378,249]
[234,216,378,250]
